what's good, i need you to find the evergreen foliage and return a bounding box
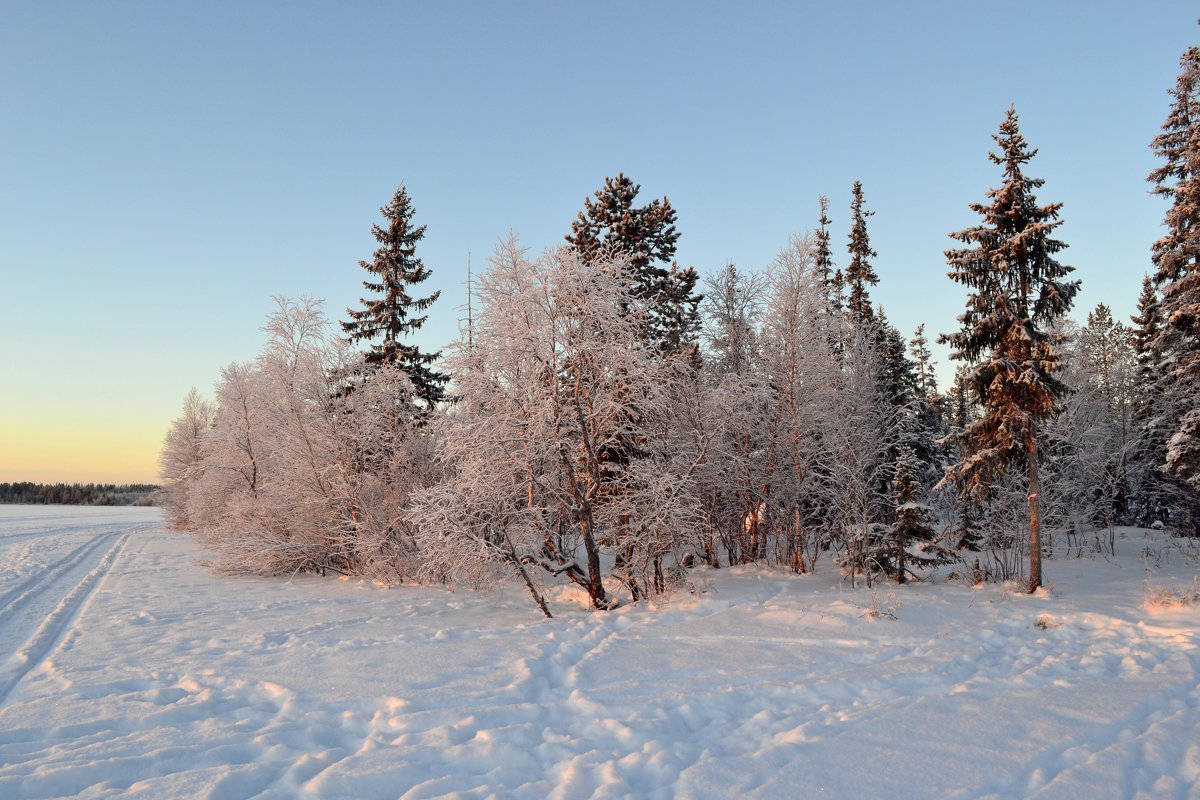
[939,106,1080,591]
[875,312,920,425]
[1131,275,1172,525]
[0,483,159,505]
[908,324,948,470]
[1149,46,1200,292]
[945,365,981,551]
[342,185,448,410]
[566,173,701,354]
[874,447,950,584]
[1148,45,1200,500]
[874,310,935,503]
[1132,275,1164,381]
[814,195,842,308]
[909,324,939,405]
[845,181,879,325]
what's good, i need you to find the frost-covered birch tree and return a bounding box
[409,240,707,615]
[166,297,431,581]
[756,234,840,571]
[159,387,213,530]
[697,262,771,566]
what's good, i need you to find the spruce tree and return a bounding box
[1132,275,1164,383]
[566,173,701,354]
[874,310,938,522]
[1131,275,1170,525]
[1081,305,1123,398]
[910,325,940,406]
[946,365,981,551]
[1149,47,1200,290]
[1149,44,1200,497]
[908,323,946,471]
[650,263,703,358]
[879,446,949,583]
[939,106,1080,591]
[876,311,920,418]
[814,195,843,309]
[845,181,879,325]
[875,311,932,465]
[567,173,679,285]
[342,185,448,410]
[907,326,945,431]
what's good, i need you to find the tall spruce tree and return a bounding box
[1149,44,1200,498]
[874,309,939,524]
[909,324,939,404]
[1132,275,1164,381]
[908,323,946,473]
[876,311,920,419]
[939,106,1080,591]
[1131,275,1170,524]
[814,195,843,309]
[342,185,448,410]
[845,181,879,325]
[566,173,701,354]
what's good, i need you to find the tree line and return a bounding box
[0,482,159,506]
[160,42,1200,616]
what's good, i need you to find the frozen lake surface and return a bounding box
[0,505,1197,798]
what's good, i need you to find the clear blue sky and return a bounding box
[1,1,1194,483]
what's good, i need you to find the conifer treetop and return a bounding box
[566,173,700,355]
[1131,274,1163,363]
[814,195,834,283]
[845,181,879,324]
[1149,45,1200,293]
[940,106,1080,493]
[943,107,1077,365]
[342,184,447,409]
[566,173,679,289]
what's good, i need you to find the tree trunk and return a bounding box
[579,509,608,608]
[506,535,553,619]
[1027,430,1042,593]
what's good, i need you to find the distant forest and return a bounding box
[0,482,160,506]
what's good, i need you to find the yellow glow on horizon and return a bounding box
[0,416,164,485]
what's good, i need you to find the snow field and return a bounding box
[0,507,1197,798]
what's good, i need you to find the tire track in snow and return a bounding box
[0,533,130,705]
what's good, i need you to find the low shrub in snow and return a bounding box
[1143,577,1200,609]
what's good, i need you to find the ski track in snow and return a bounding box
[0,526,134,705]
[0,507,1197,799]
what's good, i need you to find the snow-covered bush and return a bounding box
[162,297,433,581]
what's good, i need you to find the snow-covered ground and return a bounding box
[0,507,1197,799]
